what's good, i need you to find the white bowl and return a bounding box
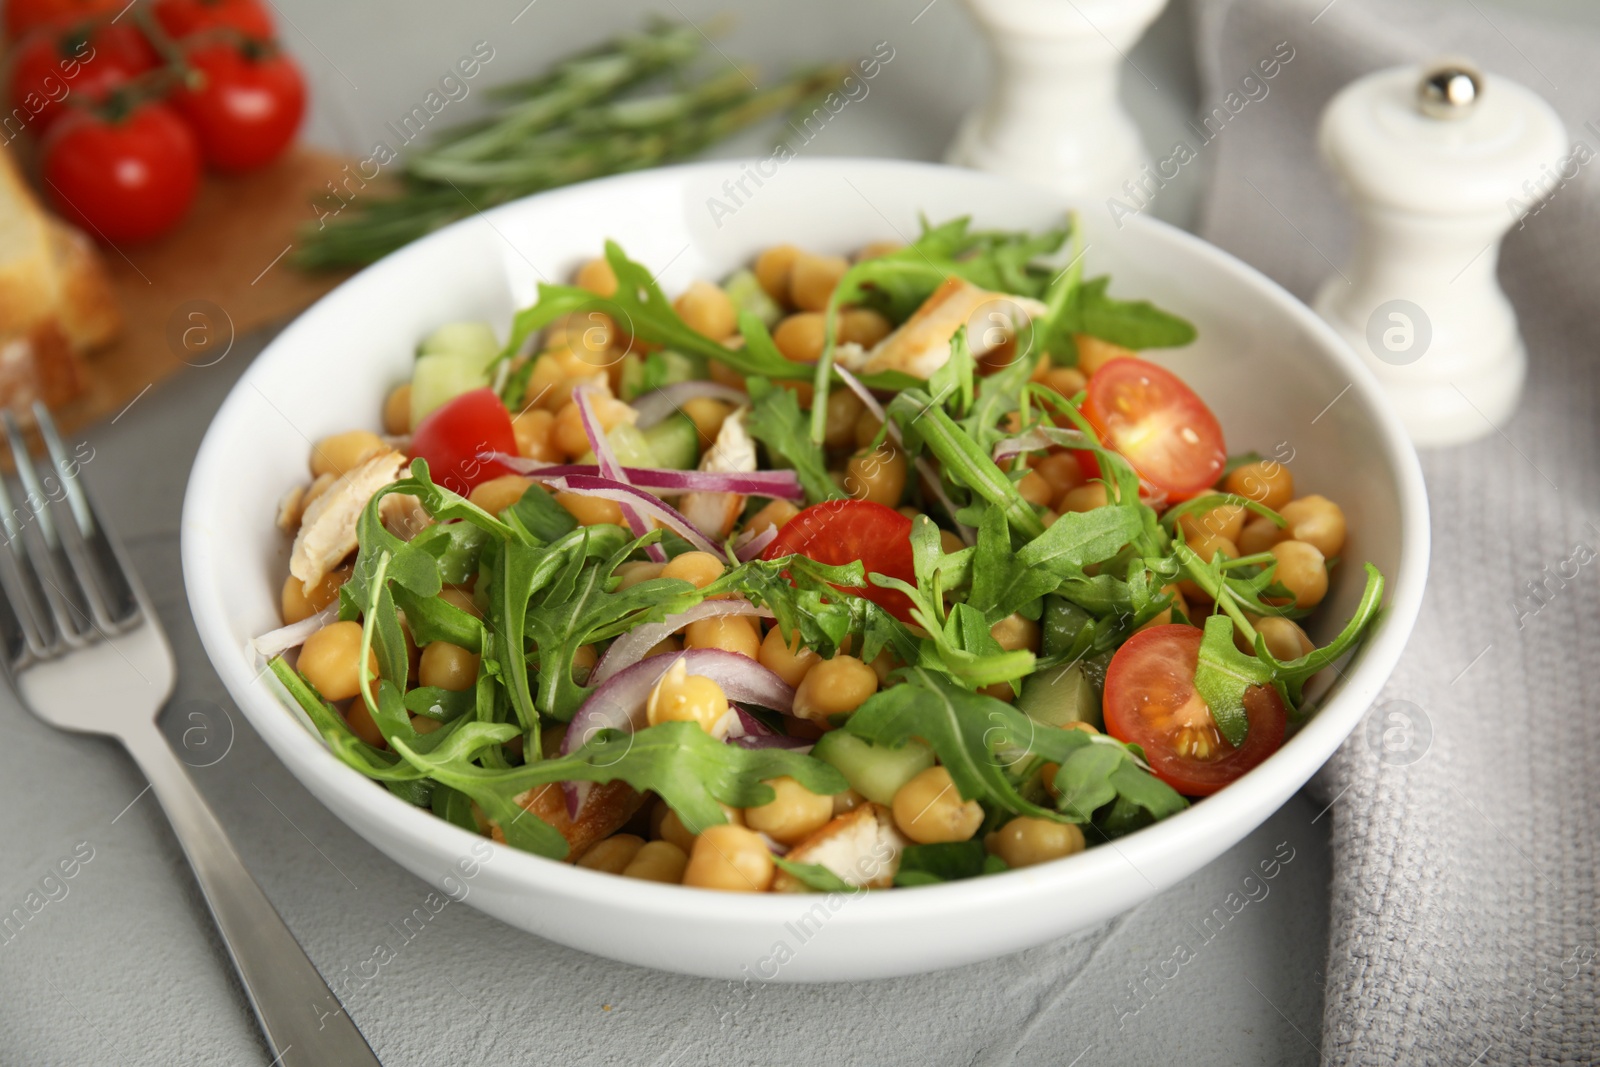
[181,159,1428,982]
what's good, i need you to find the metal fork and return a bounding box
[0,404,380,1067]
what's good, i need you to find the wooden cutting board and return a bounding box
[53,145,364,435]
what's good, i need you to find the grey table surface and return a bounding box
[15,0,1586,1060]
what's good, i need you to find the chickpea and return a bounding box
[1018,470,1055,508]
[554,393,637,457]
[578,834,645,874]
[744,776,834,845]
[311,430,386,478]
[571,643,598,685]
[383,384,412,435]
[832,788,866,817]
[758,627,822,688]
[299,621,379,702]
[1237,615,1315,660]
[939,529,966,554]
[1137,583,1190,632]
[415,640,477,692]
[674,280,738,340]
[558,313,618,369]
[613,561,666,590]
[410,712,442,735]
[281,566,348,624]
[681,397,734,446]
[793,655,878,723]
[1034,452,1086,497]
[1270,540,1329,609]
[853,409,885,450]
[468,475,533,516]
[1177,529,1239,603]
[1225,460,1294,511]
[685,614,761,659]
[844,443,907,507]
[661,551,724,589]
[988,816,1085,869]
[555,491,624,527]
[683,825,774,891]
[345,699,385,748]
[745,499,799,536]
[854,240,900,262]
[1237,515,1283,556]
[575,256,618,298]
[622,840,689,884]
[789,252,849,312]
[838,308,892,348]
[646,657,730,733]
[978,681,1018,704]
[755,244,801,303]
[781,379,815,409]
[439,586,483,619]
[1177,493,1247,544]
[1060,483,1108,513]
[656,807,698,853]
[1075,334,1135,376]
[892,766,984,844]
[990,613,1040,653]
[1042,366,1088,398]
[708,359,749,393]
[824,388,867,449]
[1279,495,1347,559]
[523,355,570,412]
[512,408,560,461]
[773,312,826,363]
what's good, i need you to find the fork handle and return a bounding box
[124,725,381,1066]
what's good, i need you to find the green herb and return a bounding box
[772,856,856,892]
[892,840,1006,886]
[744,378,840,505]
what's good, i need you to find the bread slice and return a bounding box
[0,144,121,418]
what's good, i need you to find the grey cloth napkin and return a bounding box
[1188,0,1600,1062]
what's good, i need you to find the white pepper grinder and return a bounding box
[1313,61,1568,447]
[946,0,1169,200]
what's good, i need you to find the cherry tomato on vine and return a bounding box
[4,0,123,39]
[762,499,918,622]
[408,389,518,496]
[7,21,159,131]
[171,41,305,171]
[1078,357,1227,502]
[40,100,201,243]
[1102,624,1287,796]
[151,0,274,40]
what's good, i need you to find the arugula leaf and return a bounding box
[890,389,1043,540]
[744,377,839,505]
[410,521,490,585]
[392,722,848,859]
[893,840,996,886]
[772,856,855,893]
[1066,276,1198,350]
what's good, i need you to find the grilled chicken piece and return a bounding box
[288,450,406,593]
[840,276,1046,380]
[680,406,755,539]
[772,803,907,892]
[512,780,646,860]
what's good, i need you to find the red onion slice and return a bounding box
[591,599,774,685]
[575,388,664,562]
[733,524,779,561]
[252,604,338,659]
[631,381,749,428]
[482,455,802,500]
[542,474,722,554]
[561,649,797,818]
[992,425,1095,464]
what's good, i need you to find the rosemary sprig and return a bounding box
[294,21,844,270]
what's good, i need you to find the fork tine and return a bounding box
[1,412,94,645]
[0,468,52,663]
[33,404,138,627]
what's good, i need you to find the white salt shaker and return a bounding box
[1313,61,1568,447]
[946,0,1168,200]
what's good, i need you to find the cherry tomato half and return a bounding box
[172,41,305,172]
[1080,357,1226,502]
[7,22,160,132]
[409,388,517,496]
[1102,624,1286,796]
[151,0,274,40]
[41,101,201,243]
[4,0,123,39]
[761,499,917,622]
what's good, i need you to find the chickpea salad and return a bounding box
[262,215,1385,894]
